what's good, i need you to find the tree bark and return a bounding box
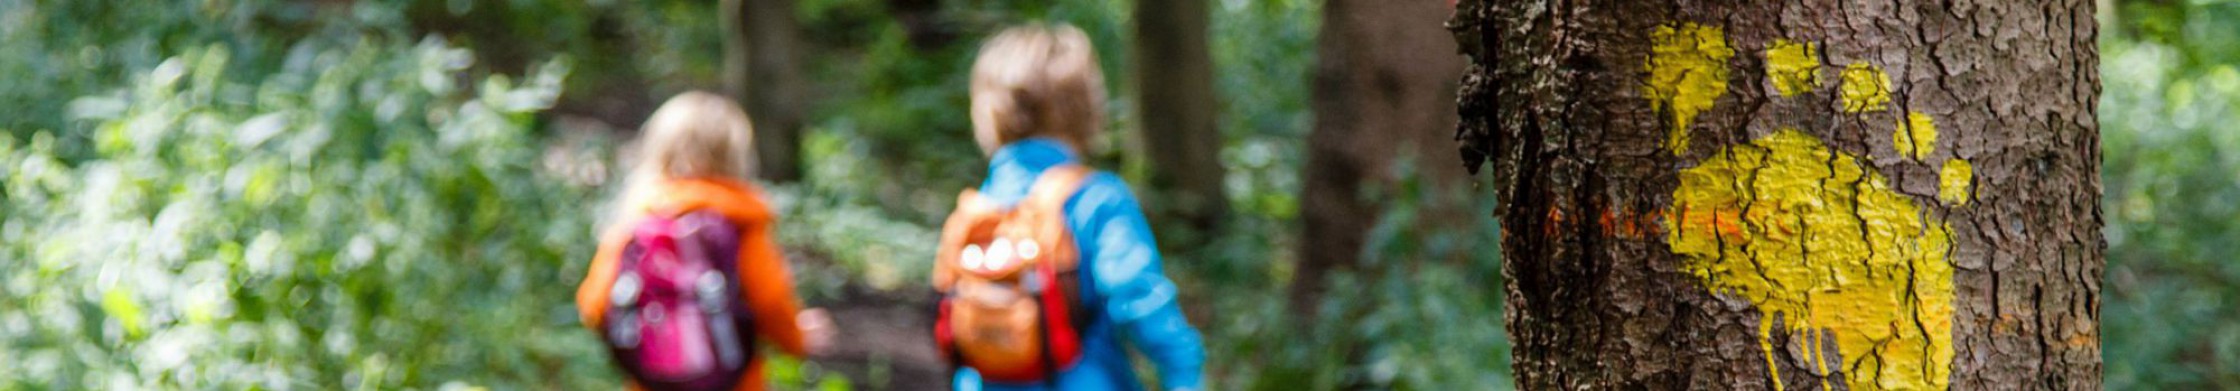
[1293,0,1470,315]
[1449,1,2102,389]
[1132,0,1229,231]
[723,0,808,182]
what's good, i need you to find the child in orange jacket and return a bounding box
[576,91,833,391]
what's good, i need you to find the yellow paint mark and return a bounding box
[1760,318,1787,391]
[1895,112,1938,160]
[1940,159,1973,206]
[1812,331,1833,391]
[1667,130,1955,390]
[1764,40,1822,97]
[1645,22,1734,154]
[1840,63,1893,113]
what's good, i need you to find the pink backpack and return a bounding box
[601,211,754,391]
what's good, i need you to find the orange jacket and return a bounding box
[576,177,807,391]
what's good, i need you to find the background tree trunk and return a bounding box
[1132,0,1229,232]
[1292,0,1469,315]
[724,0,807,182]
[1449,0,2102,389]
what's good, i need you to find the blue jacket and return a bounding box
[953,138,1207,391]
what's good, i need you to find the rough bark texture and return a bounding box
[1132,0,1229,231]
[1294,0,1470,314]
[1449,1,2102,389]
[724,0,808,182]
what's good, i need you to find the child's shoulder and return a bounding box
[659,177,775,223]
[1065,169,1147,211]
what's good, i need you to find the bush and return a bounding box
[0,34,614,388]
[1181,162,1511,391]
[2102,2,2240,387]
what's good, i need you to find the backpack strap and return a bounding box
[1020,165,1091,274]
[1020,165,1093,216]
[1021,165,1091,386]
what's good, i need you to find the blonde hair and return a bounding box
[609,91,756,229]
[970,23,1106,154]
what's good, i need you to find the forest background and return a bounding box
[0,0,2229,389]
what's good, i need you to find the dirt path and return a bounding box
[808,285,952,391]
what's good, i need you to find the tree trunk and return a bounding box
[1132,0,1229,231]
[723,0,807,182]
[1293,0,1470,315]
[1449,1,2102,389]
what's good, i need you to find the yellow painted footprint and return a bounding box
[1650,23,1975,391]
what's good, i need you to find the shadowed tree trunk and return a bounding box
[1292,0,1469,316]
[1132,0,1229,233]
[723,0,807,182]
[1449,0,2102,389]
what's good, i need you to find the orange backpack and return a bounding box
[933,165,1093,383]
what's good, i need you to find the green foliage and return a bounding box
[2103,1,2240,388]
[765,355,858,391]
[1185,163,1510,390]
[0,0,394,156]
[765,184,940,299]
[789,0,1137,224]
[0,34,616,389]
[1208,0,1318,224]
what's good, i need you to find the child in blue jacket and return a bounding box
[946,24,1206,391]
